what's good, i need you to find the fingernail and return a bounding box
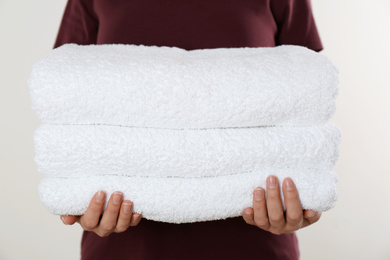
[123,201,132,213]
[254,187,263,201]
[113,191,123,205]
[133,213,141,219]
[268,176,277,189]
[61,216,69,225]
[95,190,105,203]
[245,209,252,215]
[307,210,316,218]
[285,178,294,191]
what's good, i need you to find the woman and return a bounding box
[56,0,323,259]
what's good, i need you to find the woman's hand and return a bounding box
[243,176,321,235]
[60,191,142,237]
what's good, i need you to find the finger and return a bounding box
[242,208,256,226]
[282,178,303,231]
[252,187,270,229]
[98,191,123,236]
[115,200,133,232]
[129,213,142,226]
[302,210,322,228]
[80,191,106,231]
[266,176,285,232]
[61,215,79,225]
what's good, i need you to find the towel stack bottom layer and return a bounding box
[40,169,338,224]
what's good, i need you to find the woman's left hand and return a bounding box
[243,175,322,235]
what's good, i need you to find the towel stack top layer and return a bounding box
[28,44,338,129]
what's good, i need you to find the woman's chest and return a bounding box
[93,0,277,49]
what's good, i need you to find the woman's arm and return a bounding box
[54,0,98,48]
[270,0,323,52]
[55,0,143,237]
[243,0,324,234]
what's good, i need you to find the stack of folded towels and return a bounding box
[28,44,341,223]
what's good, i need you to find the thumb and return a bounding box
[60,215,79,225]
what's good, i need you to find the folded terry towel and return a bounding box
[29,44,341,223]
[34,124,341,178]
[39,168,338,223]
[28,44,338,129]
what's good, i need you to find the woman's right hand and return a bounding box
[60,191,142,237]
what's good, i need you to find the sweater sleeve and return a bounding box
[270,0,323,51]
[53,0,98,48]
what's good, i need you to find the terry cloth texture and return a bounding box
[28,43,341,223]
[28,44,338,129]
[34,124,341,178]
[39,169,338,223]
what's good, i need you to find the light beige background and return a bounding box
[0,0,389,259]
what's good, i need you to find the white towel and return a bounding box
[34,124,341,178]
[39,168,338,223]
[28,44,338,129]
[28,43,341,223]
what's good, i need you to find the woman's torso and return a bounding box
[54,0,322,259]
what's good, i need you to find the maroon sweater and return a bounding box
[54,0,322,259]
